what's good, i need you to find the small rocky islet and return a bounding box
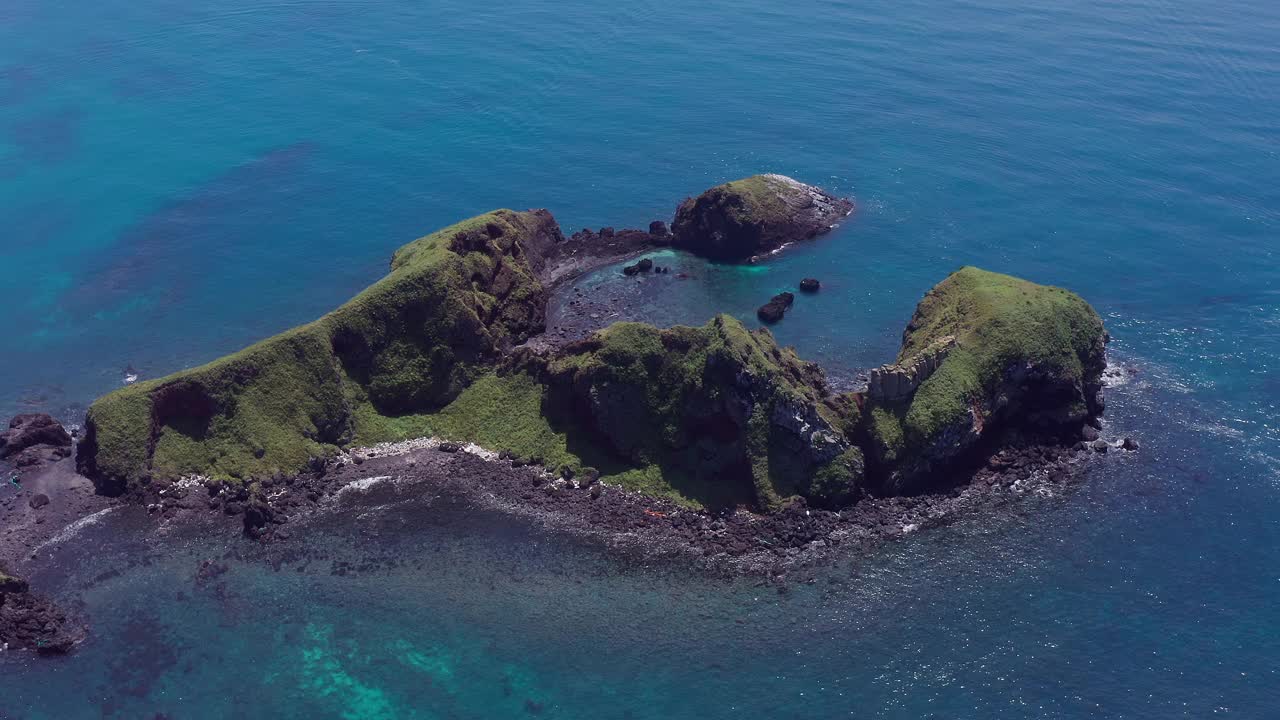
[1,173,1132,654]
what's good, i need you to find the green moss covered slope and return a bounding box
[79,209,563,494]
[543,315,858,509]
[865,267,1107,488]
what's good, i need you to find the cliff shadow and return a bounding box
[544,394,755,512]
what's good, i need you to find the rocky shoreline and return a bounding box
[73,413,1141,577]
[0,390,1141,655]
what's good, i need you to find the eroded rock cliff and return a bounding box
[862,267,1107,492]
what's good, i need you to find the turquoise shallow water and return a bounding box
[2,0,1280,717]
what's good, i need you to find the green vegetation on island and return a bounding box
[79,209,562,494]
[76,182,1106,512]
[862,267,1107,490]
[541,315,855,509]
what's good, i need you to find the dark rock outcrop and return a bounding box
[0,567,81,654]
[671,175,853,262]
[757,292,794,324]
[799,278,821,293]
[1,414,72,459]
[546,226,667,286]
[1,414,73,472]
[621,257,657,277]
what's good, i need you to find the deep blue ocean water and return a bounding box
[2,0,1279,717]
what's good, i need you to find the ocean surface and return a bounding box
[2,0,1279,716]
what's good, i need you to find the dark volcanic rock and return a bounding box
[622,257,658,277]
[799,278,821,293]
[0,567,82,654]
[0,413,72,462]
[671,175,853,262]
[0,573,28,594]
[649,220,669,237]
[243,496,275,536]
[757,292,795,324]
[14,444,71,468]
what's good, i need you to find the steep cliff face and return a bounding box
[863,267,1108,492]
[671,174,853,261]
[79,209,562,495]
[542,315,860,509]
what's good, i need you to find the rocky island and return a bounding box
[2,174,1125,654]
[672,174,853,261]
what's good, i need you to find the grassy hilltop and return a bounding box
[79,209,561,494]
[864,267,1107,490]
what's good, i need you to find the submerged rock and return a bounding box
[799,278,821,293]
[671,175,853,261]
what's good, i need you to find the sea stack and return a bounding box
[862,267,1108,493]
[671,175,853,262]
[756,292,795,323]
